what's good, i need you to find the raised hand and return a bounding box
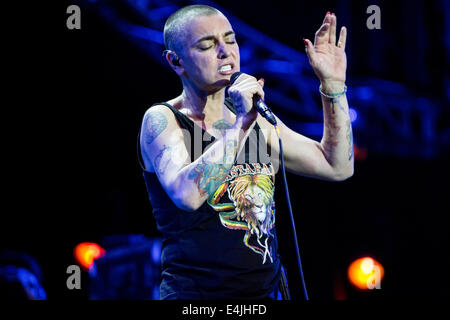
[303,12,347,85]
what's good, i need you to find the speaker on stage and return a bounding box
[88,234,162,300]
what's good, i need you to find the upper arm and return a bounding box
[257,113,338,181]
[140,105,191,195]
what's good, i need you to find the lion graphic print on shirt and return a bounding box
[207,162,276,264]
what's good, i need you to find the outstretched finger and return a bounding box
[322,11,330,25]
[314,22,330,46]
[337,26,347,50]
[329,13,337,45]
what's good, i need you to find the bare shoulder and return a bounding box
[139,102,191,176]
[139,104,180,172]
[142,103,175,127]
[141,104,179,145]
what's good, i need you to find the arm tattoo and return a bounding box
[188,138,238,197]
[330,97,347,114]
[212,119,233,135]
[323,111,341,152]
[154,145,172,175]
[346,119,354,160]
[328,98,353,160]
[223,139,238,165]
[145,111,167,145]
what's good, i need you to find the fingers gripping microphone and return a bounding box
[229,72,277,125]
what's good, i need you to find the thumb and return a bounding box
[303,38,315,61]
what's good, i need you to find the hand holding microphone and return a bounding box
[227,72,277,126]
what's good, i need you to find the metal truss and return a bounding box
[84,0,448,159]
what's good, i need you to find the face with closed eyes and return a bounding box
[177,14,240,92]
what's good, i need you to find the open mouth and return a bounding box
[218,63,234,75]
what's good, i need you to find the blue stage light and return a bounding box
[263,59,298,74]
[239,45,253,64]
[356,86,373,100]
[151,239,162,264]
[124,25,164,44]
[349,107,358,122]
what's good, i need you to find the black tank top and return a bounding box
[138,98,281,299]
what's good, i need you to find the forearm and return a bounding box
[319,80,354,178]
[172,117,255,211]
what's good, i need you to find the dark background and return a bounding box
[2,0,449,300]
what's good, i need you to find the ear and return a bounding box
[165,50,184,75]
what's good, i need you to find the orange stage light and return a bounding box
[74,242,106,270]
[354,144,368,161]
[348,257,384,290]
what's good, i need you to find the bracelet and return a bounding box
[319,84,347,99]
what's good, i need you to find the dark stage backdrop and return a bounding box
[2,0,449,300]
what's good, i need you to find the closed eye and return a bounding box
[199,41,236,51]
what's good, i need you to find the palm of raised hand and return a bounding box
[304,12,347,83]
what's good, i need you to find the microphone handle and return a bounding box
[254,97,277,125]
[227,71,277,126]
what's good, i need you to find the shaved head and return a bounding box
[163,5,225,55]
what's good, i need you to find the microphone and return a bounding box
[228,72,277,125]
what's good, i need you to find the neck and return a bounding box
[180,81,227,121]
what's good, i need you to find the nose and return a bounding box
[254,201,263,208]
[217,40,231,59]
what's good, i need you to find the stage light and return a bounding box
[355,86,373,100]
[353,144,368,161]
[349,107,358,122]
[348,257,384,290]
[263,59,299,74]
[74,242,106,271]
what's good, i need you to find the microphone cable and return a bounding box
[274,124,309,301]
[221,71,308,299]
